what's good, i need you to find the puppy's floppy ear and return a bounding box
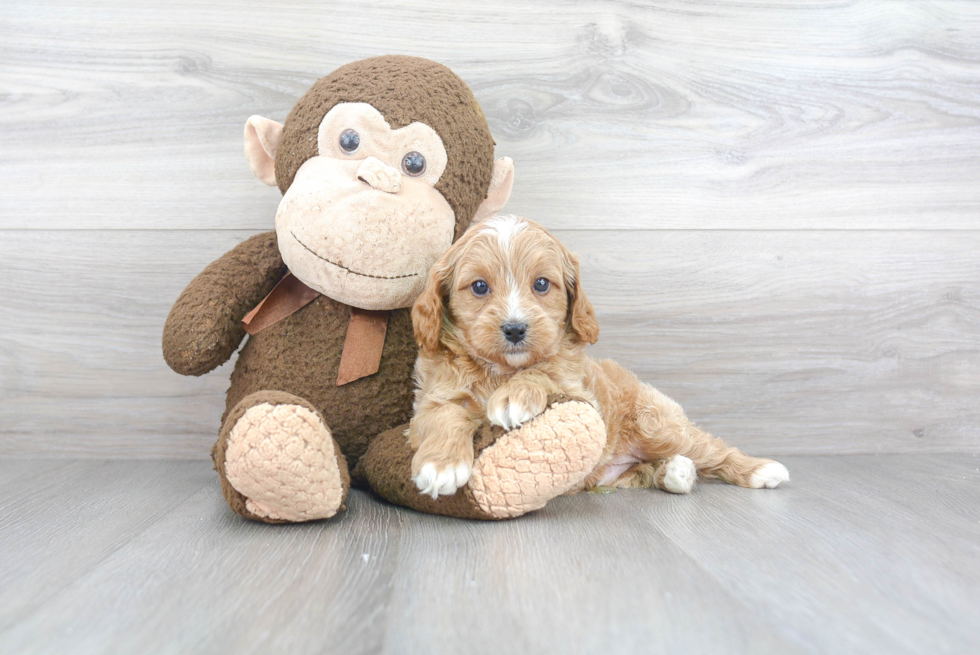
[563,250,599,345]
[412,247,458,353]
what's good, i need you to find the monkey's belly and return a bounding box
[224,295,416,468]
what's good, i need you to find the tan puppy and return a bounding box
[408,215,789,499]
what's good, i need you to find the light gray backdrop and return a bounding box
[2,0,978,458]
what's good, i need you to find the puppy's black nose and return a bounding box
[502,322,528,344]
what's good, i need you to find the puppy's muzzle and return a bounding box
[502,321,528,344]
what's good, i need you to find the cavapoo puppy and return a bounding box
[408,215,789,499]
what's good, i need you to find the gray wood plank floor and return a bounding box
[1,455,977,655]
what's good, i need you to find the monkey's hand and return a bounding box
[162,231,285,376]
[486,370,560,431]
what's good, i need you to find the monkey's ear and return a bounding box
[244,115,284,186]
[472,157,515,223]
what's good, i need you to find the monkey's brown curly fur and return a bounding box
[164,231,418,474]
[163,58,501,523]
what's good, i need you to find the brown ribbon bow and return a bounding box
[242,272,389,386]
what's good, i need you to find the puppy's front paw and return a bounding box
[412,457,472,499]
[486,383,549,431]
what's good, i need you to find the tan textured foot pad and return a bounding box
[468,400,606,518]
[224,402,345,522]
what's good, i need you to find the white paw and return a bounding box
[487,400,540,431]
[662,455,697,494]
[413,461,472,499]
[749,461,790,489]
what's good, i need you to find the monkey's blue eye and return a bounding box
[533,278,550,293]
[471,280,489,296]
[403,151,426,176]
[339,129,360,153]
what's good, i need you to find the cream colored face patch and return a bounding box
[274,103,456,310]
[318,103,448,187]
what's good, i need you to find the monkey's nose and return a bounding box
[502,322,528,344]
[356,156,401,194]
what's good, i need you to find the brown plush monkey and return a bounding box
[163,56,606,523]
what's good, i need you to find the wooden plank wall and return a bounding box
[1,0,978,458]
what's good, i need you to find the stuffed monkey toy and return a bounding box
[163,56,606,523]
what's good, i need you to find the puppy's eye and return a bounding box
[533,278,551,293]
[339,129,360,153]
[471,280,490,296]
[402,151,426,176]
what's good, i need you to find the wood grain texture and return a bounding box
[630,454,980,654]
[1,1,978,457]
[0,473,406,655]
[0,460,212,633]
[0,456,977,654]
[1,1,979,230]
[1,229,977,457]
[380,487,802,655]
[0,460,73,505]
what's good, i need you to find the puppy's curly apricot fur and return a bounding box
[409,215,789,497]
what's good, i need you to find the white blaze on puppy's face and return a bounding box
[445,217,573,370]
[274,103,455,310]
[480,214,528,252]
[482,216,532,360]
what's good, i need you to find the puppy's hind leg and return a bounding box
[631,384,790,490]
[697,440,790,489]
[610,455,698,494]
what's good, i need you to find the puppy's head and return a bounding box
[412,215,599,368]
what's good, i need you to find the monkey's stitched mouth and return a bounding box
[291,231,419,280]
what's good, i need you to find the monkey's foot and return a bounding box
[468,399,607,519]
[215,392,349,523]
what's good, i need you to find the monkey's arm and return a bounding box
[162,231,286,376]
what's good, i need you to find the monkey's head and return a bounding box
[243,56,514,310]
